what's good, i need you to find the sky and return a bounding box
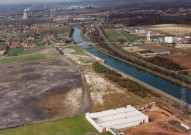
[0,0,78,4]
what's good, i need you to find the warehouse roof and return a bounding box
[86,105,148,131]
[138,50,155,54]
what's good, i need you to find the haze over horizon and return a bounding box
[0,0,182,4]
[0,0,85,4]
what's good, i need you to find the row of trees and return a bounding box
[93,62,161,98]
[144,57,183,71]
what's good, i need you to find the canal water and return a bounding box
[73,26,191,104]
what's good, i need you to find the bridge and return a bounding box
[77,42,98,46]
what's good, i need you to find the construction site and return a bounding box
[86,102,191,135]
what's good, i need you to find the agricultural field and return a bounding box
[66,46,86,55]
[0,115,111,135]
[105,29,125,43]
[105,28,146,43]
[188,71,191,77]
[122,32,145,42]
[144,24,191,35]
[8,48,24,56]
[0,48,62,64]
[105,29,119,42]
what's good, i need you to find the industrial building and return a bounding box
[164,36,174,44]
[137,49,170,57]
[86,105,149,133]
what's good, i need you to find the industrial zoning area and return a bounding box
[0,0,191,135]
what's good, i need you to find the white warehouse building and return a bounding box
[164,37,174,43]
[86,105,149,133]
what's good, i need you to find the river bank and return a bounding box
[102,63,191,110]
[74,26,191,104]
[79,27,191,89]
[92,46,191,89]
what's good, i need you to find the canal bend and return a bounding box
[73,26,191,105]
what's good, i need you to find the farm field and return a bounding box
[144,24,191,35]
[0,115,111,135]
[8,48,24,56]
[105,29,119,42]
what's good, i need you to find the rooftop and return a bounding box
[86,105,148,132]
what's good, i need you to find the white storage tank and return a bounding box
[164,37,173,43]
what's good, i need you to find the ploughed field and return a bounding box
[145,24,191,35]
[0,58,83,129]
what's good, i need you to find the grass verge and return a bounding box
[0,53,60,64]
[8,48,24,56]
[67,46,86,55]
[0,115,111,135]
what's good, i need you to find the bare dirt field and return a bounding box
[123,45,191,69]
[0,58,84,128]
[145,24,191,35]
[123,122,190,135]
[82,66,144,112]
[122,103,191,135]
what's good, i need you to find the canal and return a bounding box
[73,26,191,104]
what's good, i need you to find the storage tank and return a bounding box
[164,37,173,43]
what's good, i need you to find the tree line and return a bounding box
[93,62,161,98]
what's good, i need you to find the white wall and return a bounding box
[86,113,103,133]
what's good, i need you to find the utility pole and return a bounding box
[179,82,187,118]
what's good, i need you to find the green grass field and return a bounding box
[0,115,112,135]
[0,52,60,64]
[188,71,191,77]
[79,58,96,63]
[0,54,46,64]
[23,46,46,55]
[122,33,145,42]
[106,30,119,42]
[8,48,24,56]
[66,46,86,55]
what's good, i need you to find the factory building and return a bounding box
[86,105,149,133]
[137,49,170,57]
[164,37,174,44]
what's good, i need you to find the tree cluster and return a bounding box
[144,57,182,71]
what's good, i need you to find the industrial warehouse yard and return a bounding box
[123,103,191,135]
[123,44,191,69]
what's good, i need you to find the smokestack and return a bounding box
[23,10,28,20]
[147,31,151,41]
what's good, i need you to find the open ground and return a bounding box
[0,44,190,134]
[0,56,86,128]
[122,102,191,135]
[144,24,191,35]
[123,44,191,69]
